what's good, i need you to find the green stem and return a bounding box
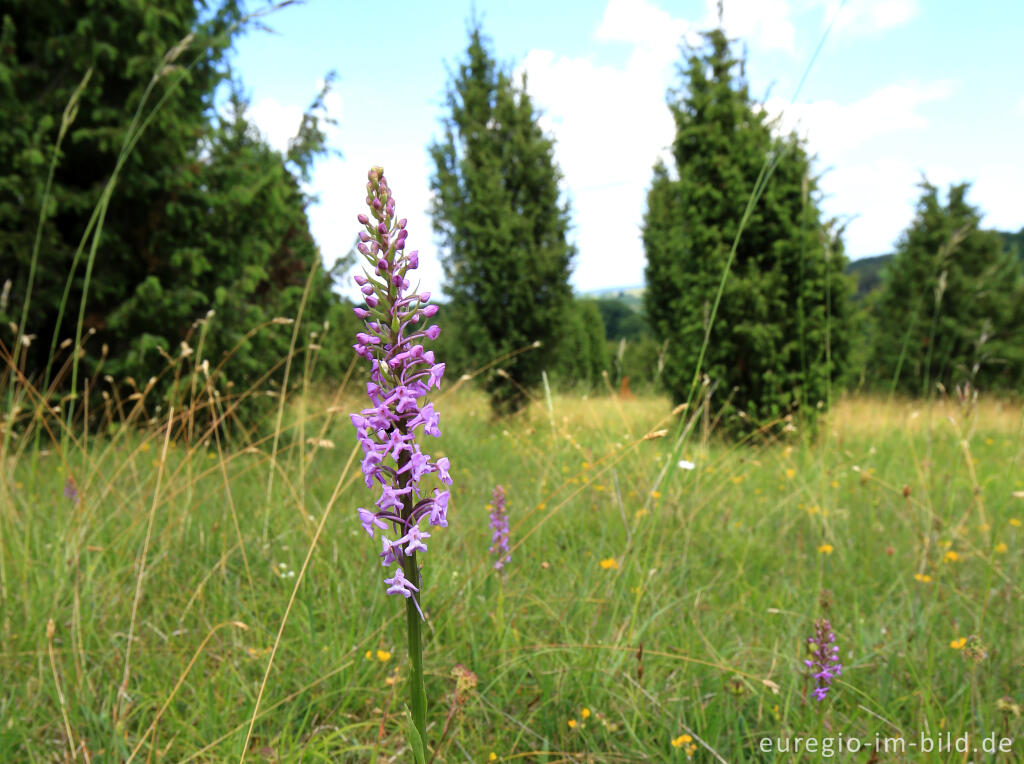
[401,552,427,744]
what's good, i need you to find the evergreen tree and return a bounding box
[643,29,851,434]
[429,24,575,415]
[0,1,351,424]
[868,182,1024,394]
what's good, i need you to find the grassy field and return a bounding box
[1,381,1022,762]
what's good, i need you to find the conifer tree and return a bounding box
[643,28,851,434]
[429,24,575,415]
[0,1,351,424]
[868,182,1024,393]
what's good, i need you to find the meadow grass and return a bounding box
[1,375,1021,762]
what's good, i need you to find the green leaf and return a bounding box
[404,706,427,764]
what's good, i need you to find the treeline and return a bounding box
[596,207,1024,398]
[423,22,1024,433]
[2,3,1021,437]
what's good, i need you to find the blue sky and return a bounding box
[230,0,1023,298]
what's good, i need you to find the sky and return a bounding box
[230,0,1023,299]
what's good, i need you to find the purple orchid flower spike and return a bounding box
[349,166,449,620]
[805,618,842,701]
[488,484,511,571]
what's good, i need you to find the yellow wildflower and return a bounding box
[376,649,391,662]
[1010,518,1022,527]
[994,542,1008,554]
[944,551,960,562]
[671,734,693,748]
[599,558,619,570]
[785,468,795,479]
[635,508,648,519]
[581,708,591,719]
[913,573,931,582]
[651,490,662,499]
[818,544,834,555]
[950,637,967,650]
[488,754,498,761]
[567,718,577,728]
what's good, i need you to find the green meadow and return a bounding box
[2,380,1021,762]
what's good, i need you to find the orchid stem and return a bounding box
[402,553,427,746]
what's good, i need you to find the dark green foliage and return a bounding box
[429,24,575,416]
[0,1,353,426]
[1000,227,1024,263]
[867,182,1024,394]
[594,296,649,341]
[846,254,892,301]
[549,299,610,390]
[643,29,852,435]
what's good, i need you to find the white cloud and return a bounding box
[596,0,692,49]
[248,97,304,153]
[819,157,922,255]
[709,0,797,53]
[598,0,796,54]
[761,80,967,257]
[765,80,953,156]
[813,0,920,35]
[519,1,693,292]
[247,78,344,156]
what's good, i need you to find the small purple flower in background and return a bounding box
[63,475,79,505]
[805,618,842,701]
[488,485,510,570]
[349,166,449,620]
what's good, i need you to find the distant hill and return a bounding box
[579,287,648,340]
[1000,227,1024,260]
[581,285,644,310]
[846,254,893,301]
